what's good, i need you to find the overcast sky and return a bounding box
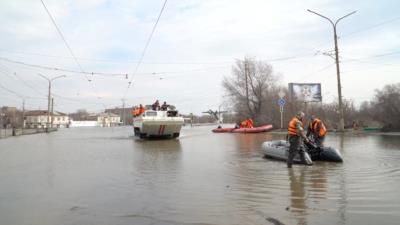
[0,0,399,114]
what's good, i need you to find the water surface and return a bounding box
[0,126,399,225]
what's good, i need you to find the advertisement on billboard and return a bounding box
[289,83,322,102]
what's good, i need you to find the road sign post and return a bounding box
[278,98,285,130]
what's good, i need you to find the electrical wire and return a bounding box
[40,0,107,109]
[40,0,87,80]
[124,0,168,97]
[0,56,127,77]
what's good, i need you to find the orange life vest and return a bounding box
[288,117,302,136]
[138,106,145,115]
[309,118,327,137]
[240,119,253,128]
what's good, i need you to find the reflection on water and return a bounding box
[288,168,307,225]
[0,126,400,225]
[378,135,400,150]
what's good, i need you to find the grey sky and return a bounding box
[0,0,399,114]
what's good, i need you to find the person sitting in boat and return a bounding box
[240,118,254,128]
[287,111,312,168]
[161,101,169,111]
[306,115,327,147]
[152,100,160,111]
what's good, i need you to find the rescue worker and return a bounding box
[287,111,312,168]
[152,100,160,111]
[240,118,253,128]
[306,115,327,147]
[247,118,254,128]
[138,104,145,115]
[131,106,139,117]
[161,101,169,111]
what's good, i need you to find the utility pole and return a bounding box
[22,99,25,130]
[37,74,66,131]
[121,98,126,125]
[51,97,54,128]
[307,9,356,132]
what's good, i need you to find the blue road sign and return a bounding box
[278,98,285,106]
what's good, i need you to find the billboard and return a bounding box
[289,83,322,102]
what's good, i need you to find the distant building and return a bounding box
[25,110,70,128]
[105,107,132,125]
[1,106,22,128]
[97,112,120,127]
[69,112,121,127]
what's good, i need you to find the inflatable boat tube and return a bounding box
[262,140,343,163]
[212,124,273,133]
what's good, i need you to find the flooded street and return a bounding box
[0,126,400,225]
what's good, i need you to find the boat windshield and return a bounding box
[145,111,157,117]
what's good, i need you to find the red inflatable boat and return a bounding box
[212,124,273,133]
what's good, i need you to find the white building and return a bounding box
[25,110,70,128]
[97,113,121,127]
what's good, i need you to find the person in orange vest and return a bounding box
[131,106,139,117]
[287,111,312,168]
[240,120,247,128]
[247,118,254,128]
[306,115,327,147]
[138,104,145,115]
[240,118,253,128]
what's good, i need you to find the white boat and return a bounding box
[133,106,184,139]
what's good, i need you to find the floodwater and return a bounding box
[0,126,399,225]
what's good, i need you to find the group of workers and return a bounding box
[131,100,171,117]
[287,111,327,168]
[239,118,254,128]
[131,104,145,117]
[151,100,169,111]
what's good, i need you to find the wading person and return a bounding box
[306,115,327,147]
[287,111,312,168]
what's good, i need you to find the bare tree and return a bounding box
[69,109,89,121]
[371,83,400,129]
[222,57,278,125]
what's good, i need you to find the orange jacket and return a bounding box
[288,117,303,136]
[138,106,145,115]
[309,118,327,137]
[240,119,254,128]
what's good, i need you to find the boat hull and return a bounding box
[212,124,273,133]
[262,140,343,163]
[133,110,184,139]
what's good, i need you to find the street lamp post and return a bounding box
[307,9,356,132]
[37,74,66,130]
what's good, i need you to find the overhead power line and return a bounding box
[124,0,168,97]
[0,56,127,77]
[40,0,108,109]
[341,16,400,38]
[40,0,86,78]
[0,56,229,77]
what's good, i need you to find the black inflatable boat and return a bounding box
[262,140,343,163]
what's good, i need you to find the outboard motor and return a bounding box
[319,147,343,162]
[304,141,343,163]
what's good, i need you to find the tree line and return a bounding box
[222,57,400,131]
